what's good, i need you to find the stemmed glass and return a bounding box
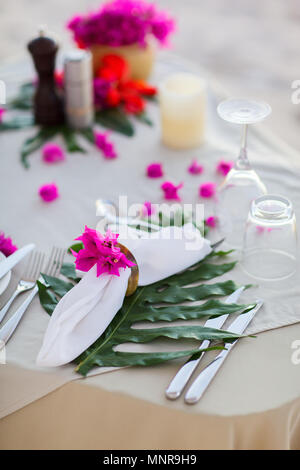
[216,99,271,248]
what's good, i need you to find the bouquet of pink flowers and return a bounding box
[67,0,175,49]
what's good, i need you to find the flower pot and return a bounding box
[90,41,155,80]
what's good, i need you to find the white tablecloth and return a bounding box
[1,54,300,449]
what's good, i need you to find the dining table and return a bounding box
[1,52,300,450]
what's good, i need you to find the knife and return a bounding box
[165,286,246,400]
[0,244,35,280]
[184,300,263,404]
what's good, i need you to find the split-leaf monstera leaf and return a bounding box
[38,249,254,376]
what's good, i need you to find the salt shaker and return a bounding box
[64,50,94,129]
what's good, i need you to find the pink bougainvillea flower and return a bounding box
[216,159,234,176]
[72,226,135,277]
[205,216,218,228]
[146,162,163,178]
[42,143,65,164]
[161,181,183,201]
[0,232,18,256]
[93,78,111,108]
[94,131,118,159]
[39,183,59,203]
[188,159,204,175]
[142,201,155,217]
[0,108,6,123]
[199,182,216,199]
[67,1,176,49]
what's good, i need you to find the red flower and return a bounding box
[97,67,118,81]
[118,80,146,113]
[106,87,121,107]
[54,70,64,89]
[123,93,145,114]
[100,54,130,82]
[75,38,86,49]
[94,54,154,114]
[126,79,157,96]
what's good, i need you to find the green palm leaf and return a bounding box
[38,250,254,376]
[21,126,59,168]
[95,108,134,136]
[7,82,35,110]
[61,126,86,153]
[0,115,34,132]
[135,112,153,126]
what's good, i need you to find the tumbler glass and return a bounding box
[241,195,297,281]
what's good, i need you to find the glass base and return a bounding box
[217,99,272,124]
[241,248,296,281]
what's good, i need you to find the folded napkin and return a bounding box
[37,223,211,367]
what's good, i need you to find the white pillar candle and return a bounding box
[159,73,206,149]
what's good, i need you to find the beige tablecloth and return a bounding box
[1,54,300,449]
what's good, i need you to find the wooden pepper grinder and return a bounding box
[28,27,64,125]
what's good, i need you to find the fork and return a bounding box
[0,252,41,324]
[0,247,65,344]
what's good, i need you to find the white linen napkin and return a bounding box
[36,223,211,367]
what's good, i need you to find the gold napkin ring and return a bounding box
[117,243,139,296]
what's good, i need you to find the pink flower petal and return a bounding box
[216,159,234,176]
[94,131,118,159]
[0,232,17,256]
[67,3,176,49]
[42,143,65,163]
[0,108,6,123]
[73,226,135,277]
[146,162,163,178]
[39,183,59,203]
[161,181,183,201]
[142,201,155,216]
[188,159,203,175]
[205,216,217,228]
[199,182,216,199]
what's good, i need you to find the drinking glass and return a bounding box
[216,99,271,248]
[241,195,297,281]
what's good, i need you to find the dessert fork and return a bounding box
[0,252,42,324]
[0,247,65,344]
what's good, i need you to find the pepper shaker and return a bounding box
[28,27,64,126]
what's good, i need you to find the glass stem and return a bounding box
[236,124,251,170]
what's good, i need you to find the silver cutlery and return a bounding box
[165,286,245,400]
[184,300,264,404]
[0,247,65,344]
[0,252,42,324]
[0,243,35,280]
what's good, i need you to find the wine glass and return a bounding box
[216,99,271,249]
